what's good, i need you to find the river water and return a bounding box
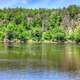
[0,43,80,80]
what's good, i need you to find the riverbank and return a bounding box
[0,39,78,44]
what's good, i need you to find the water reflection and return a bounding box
[0,43,80,71]
[0,43,80,80]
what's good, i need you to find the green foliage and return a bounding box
[16,24,31,41]
[68,5,79,18]
[17,31,30,41]
[74,26,80,43]
[0,6,79,42]
[15,15,22,25]
[67,32,74,41]
[51,27,65,41]
[31,27,42,41]
[5,23,17,40]
[42,31,52,40]
[48,14,61,30]
[0,31,5,40]
[6,31,15,40]
[6,22,17,31]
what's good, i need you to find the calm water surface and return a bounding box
[0,43,80,80]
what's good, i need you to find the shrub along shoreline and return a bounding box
[2,25,80,44]
[1,39,78,44]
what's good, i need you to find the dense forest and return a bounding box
[0,5,80,43]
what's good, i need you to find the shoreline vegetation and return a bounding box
[1,39,78,44]
[0,5,80,44]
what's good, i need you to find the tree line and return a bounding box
[0,5,80,43]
